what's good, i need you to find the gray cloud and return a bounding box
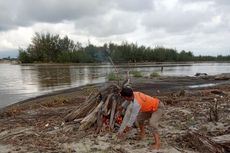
[0,0,229,56]
[115,0,154,12]
[0,1,25,30]
[21,0,112,22]
[0,0,153,32]
[142,9,213,33]
[0,0,113,31]
[141,0,217,33]
[74,11,139,37]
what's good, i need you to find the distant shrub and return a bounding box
[150,72,160,78]
[130,70,143,77]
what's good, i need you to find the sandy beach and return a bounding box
[0,74,229,153]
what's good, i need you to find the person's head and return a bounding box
[120,87,134,101]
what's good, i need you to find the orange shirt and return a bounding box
[134,92,159,112]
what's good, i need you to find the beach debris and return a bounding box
[208,98,219,122]
[210,89,225,95]
[64,81,128,132]
[187,131,229,153]
[214,73,230,80]
[212,134,230,152]
[195,73,208,77]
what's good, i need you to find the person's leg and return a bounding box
[149,102,164,149]
[138,123,145,140]
[152,130,160,149]
[136,112,151,140]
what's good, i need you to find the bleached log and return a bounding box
[73,118,84,123]
[96,109,103,133]
[79,101,104,131]
[109,96,117,129]
[122,78,130,88]
[102,93,113,115]
[64,96,98,122]
[87,102,98,115]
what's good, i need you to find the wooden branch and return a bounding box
[102,93,113,115]
[96,98,104,133]
[0,127,34,141]
[73,118,84,123]
[79,101,104,131]
[64,96,98,122]
[96,110,103,134]
[121,78,130,88]
[86,103,98,115]
[109,96,117,129]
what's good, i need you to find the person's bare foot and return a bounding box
[137,132,145,140]
[152,143,160,149]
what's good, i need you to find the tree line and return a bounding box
[18,32,230,63]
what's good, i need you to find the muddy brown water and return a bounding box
[0,62,229,107]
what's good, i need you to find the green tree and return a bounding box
[27,32,60,62]
[178,50,194,61]
[18,48,31,63]
[18,32,230,63]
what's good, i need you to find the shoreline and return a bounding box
[0,82,103,112]
[0,75,229,152]
[1,74,229,112]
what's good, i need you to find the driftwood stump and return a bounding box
[188,131,229,153]
[212,134,230,152]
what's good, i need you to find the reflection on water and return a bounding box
[188,83,216,88]
[19,65,111,91]
[36,66,72,89]
[0,62,229,107]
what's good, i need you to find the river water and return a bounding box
[0,62,229,107]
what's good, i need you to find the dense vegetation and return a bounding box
[18,32,230,63]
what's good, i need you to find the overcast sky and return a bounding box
[0,0,229,58]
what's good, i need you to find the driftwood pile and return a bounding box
[64,82,126,132]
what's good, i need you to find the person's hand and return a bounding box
[124,126,130,133]
[117,126,131,139]
[117,132,125,139]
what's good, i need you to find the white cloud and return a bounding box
[0,27,33,50]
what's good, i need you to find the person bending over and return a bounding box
[117,87,164,149]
